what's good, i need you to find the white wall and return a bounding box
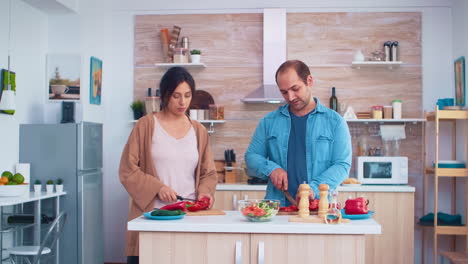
[0,0,48,175]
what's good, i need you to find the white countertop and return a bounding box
[216,184,415,193]
[0,191,67,206]
[128,211,381,235]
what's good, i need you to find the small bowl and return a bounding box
[0,183,29,197]
[238,199,280,222]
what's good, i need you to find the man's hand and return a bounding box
[197,193,214,208]
[270,168,288,190]
[158,185,178,203]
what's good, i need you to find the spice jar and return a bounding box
[371,105,383,119]
[383,105,393,119]
[209,104,225,120]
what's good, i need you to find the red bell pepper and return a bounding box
[309,199,319,211]
[160,201,191,212]
[186,197,211,212]
[344,197,369,215]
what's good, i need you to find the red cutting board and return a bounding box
[186,209,226,216]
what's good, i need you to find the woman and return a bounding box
[119,67,217,264]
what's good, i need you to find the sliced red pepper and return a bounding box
[160,201,189,211]
[186,197,210,212]
[344,197,369,215]
[279,205,298,212]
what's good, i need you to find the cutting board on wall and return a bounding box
[186,209,226,216]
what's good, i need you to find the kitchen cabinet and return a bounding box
[139,232,250,264]
[214,191,240,211]
[215,186,414,264]
[357,192,414,264]
[132,211,379,264]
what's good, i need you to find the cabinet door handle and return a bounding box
[235,240,242,264]
[232,194,238,210]
[258,241,265,264]
[244,194,248,200]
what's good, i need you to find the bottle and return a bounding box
[145,88,160,114]
[384,41,392,61]
[329,87,338,112]
[325,190,341,224]
[391,41,399,61]
[392,100,402,119]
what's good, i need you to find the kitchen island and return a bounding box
[128,211,381,264]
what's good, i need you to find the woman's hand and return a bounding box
[158,186,178,203]
[197,193,213,208]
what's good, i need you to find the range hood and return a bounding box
[241,8,286,104]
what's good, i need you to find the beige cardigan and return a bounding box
[119,114,217,256]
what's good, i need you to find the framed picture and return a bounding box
[89,57,102,105]
[455,56,465,107]
[47,54,81,101]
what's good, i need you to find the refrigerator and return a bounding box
[19,122,104,264]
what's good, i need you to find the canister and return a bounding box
[371,105,383,119]
[383,105,393,119]
[392,100,402,119]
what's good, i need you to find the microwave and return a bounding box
[356,156,408,184]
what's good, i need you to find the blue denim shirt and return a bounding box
[245,98,351,205]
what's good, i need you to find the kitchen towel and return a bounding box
[418,212,463,226]
[380,124,406,141]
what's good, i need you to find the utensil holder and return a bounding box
[224,162,238,183]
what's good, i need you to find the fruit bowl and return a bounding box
[238,199,280,222]
[0,184,29,197]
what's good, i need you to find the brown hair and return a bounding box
[159,67,196,109]
[275,60,311,85]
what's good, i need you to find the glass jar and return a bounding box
[209,104,224,120]
[371,105,383,119]
[173,48,188,63]
[383,105,393,119]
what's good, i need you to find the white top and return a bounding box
[216,184,415,193]
[152,116,198,208]
[0,191,67,206]
[128,211,381,235]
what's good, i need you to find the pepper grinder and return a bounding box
[297,183,311,218]
[318,184,329,219]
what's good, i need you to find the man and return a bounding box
[245,60,351,205]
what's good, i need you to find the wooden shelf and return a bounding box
[440,251,468,263]
[419,225,468,235]
[351,61,403,69]
[425,167,468,177]
[426,109,468,121]
[154,63,206,68]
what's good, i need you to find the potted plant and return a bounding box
[46,179,54,193]
[49,67,70,96]
[34,179,42,193]
[130,100,144,120]
[56,178,64,192]
[190,49,202,64]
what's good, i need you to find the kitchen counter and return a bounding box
[128,211,381,234]
[130,211,380,264]
[216,183,415,192]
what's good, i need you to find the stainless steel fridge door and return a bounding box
[78,122,103,170]
[78,170,104,264]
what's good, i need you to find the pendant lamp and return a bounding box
[0,0,16,113]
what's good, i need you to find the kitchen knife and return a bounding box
[282,189,297,206]
[176,195,197,202]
